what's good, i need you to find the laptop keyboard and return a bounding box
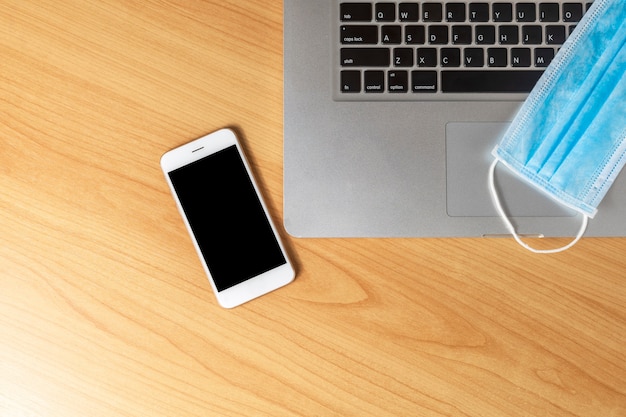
[337,1,593,99]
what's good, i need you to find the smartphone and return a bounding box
[160,128,295,308]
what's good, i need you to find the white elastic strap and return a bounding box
[488,160,589,254]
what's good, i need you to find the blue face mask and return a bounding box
[489,0,626,253]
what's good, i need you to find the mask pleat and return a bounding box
[549,51,626,200]
[527,18,626,178]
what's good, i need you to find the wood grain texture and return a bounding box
[1,1,625,416]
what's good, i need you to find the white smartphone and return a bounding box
[160,128,295,308]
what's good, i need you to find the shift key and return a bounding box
[341,48,390,66]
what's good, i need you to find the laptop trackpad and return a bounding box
[446,122,575,218]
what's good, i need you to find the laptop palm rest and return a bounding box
[446,122,576,218]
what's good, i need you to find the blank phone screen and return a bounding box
[168,145,286,292]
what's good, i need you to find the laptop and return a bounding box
[284,1,626,237]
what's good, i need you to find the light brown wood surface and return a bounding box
[1,1,625,416]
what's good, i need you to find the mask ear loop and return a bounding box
[488,160,589,254]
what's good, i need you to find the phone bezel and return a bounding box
[160,128,294,308]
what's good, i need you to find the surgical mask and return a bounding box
[489,0,626,253]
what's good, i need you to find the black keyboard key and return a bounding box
[452,25,472,44]
[411,71,437,92]
[535,48,555,67]
[546,25,566,44]
[399,3,419,21]
[382,25,402,44]
[441,48,461,67]
[441,70,543,93]
[539,3,560,21]
[445,3,466,22]
[493,3,513,21]
[499,25,519,44]
[522,25,542,44]
[476,25,496,44]
[469,3,490,22]
[516,3,536,22]
[393,48,414,66]
[405,25,426,44]
[341,25,378,44]
[375,3,396,21]
[341,48,390,66]
[364,70,385,92]
[341,70,361,92]
[340,3,372,21]
[511,48,532,67]
[464,48,485,67]
[388,71,408,92]
[428,25,448,44]
[563,3,584,22]
[422,3,443,21]
[417,48,437,67]
[487,48,507,67]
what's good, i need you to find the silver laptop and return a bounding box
[284,0,626,237]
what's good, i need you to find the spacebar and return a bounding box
[441,70,544,93]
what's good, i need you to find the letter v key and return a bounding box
[464,48,484,67]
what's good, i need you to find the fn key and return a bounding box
[341,70,361,92]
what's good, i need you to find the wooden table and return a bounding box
[1,1,625,416]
